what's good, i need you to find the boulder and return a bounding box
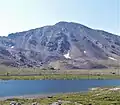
[32,102,38,105]
[10,101,16,105]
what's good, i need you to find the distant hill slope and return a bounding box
[0,21,120,69]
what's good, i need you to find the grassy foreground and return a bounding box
[0,87,120,105]
[0,74,120,80]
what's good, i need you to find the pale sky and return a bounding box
[0,0,120,36]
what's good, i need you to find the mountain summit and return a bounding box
[0,22,120,69]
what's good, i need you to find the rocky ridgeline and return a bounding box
[0,21,120,69]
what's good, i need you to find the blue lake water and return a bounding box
[0,80,120,97]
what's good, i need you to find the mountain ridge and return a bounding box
[0,21,118,37]
[0,21,120,69]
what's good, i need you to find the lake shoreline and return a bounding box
[0,87,120,105]
[0,92,82,101]
[0,86,118,101]
[0,74,120,80]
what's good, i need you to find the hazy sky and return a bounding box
[0,0,119,36]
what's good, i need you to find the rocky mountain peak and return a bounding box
[0,21,120,69]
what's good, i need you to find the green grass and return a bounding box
[0,74,120,80]
[0,65,120,80]
[1,88,120,105]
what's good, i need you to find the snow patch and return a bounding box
[64,51,71,59]
[108,57,117,61]
[84,51,86,54]
[11,46,14,49]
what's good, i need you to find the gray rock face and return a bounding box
[0,21,120,69]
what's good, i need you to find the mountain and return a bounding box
[0,21,120,69]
